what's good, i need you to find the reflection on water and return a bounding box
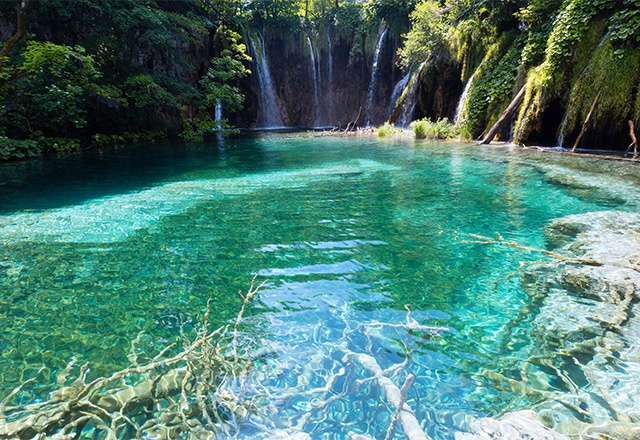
[0,135,638,438]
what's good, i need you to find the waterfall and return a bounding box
[250,33,283,127]
[397,61,426,127]
[307,35,320,126]
[214,100,222,124]
[515,98,534,143]
[327,27,334,123]
[388,70,411,115]
[556,111,569,148]
[214,100,223,140]
[364,26,389,126]
[454,59,485,123]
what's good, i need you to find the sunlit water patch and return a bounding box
[0,135,638,439]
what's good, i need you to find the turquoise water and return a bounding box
[1,134,639,438]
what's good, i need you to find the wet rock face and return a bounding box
[236,29,403,128]
[415,61,463,122]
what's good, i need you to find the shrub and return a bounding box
[409,118,457,139]
[377,122,400,137]
[410,119,429,139]
[0,138,42,160]
[39,137,81,152]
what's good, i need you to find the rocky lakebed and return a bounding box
[458,210,640,439]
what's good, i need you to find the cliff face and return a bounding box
[234,25,405,128]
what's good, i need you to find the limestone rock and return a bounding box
[454,410,570,440]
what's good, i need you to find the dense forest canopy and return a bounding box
[1,0,639,159]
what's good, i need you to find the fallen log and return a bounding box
[480,85,526,144]
[571,92,600,152]
[626,120,638,159]
[343,350,430,440]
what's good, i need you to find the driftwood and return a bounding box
[345,106,363,132]
[343,351,429,440]
[458,232,640,273]
[626,120,638,159]
[480,85,526,144]
[571,92,600,152]
[0,279,269,440]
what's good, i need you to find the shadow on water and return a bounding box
[0,138,283,213]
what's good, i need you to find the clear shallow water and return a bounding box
[1,135,639,438]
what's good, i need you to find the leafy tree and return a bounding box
[1,41,103,140]
[399,0,450,67]
[181,28,251,140]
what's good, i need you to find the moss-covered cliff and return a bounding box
[399,0,640,151]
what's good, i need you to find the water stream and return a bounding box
[365,26,389,126]
[327,27,334,123]
[1,135,639,439]
[307,35,320,126]
[250,33,284,127]
[397,61,426,127]
[388,70,411,116]
[557,111,569,148]
[454,59,485,123]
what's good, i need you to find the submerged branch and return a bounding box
[456,232,640,273]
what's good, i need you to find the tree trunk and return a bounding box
[626,120,638,159]
[571,92,600,152]
[480,85,526,144]
[0,0,30,74]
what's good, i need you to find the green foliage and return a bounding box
[91,131,166,147]
[180,115,239,141]
[564,40,640,136]
[199,29,251,113]
[334,3,366,35]
[410,117,457,139]
[123,75,179,110]
[1,41,102,139]
[377,122,400,136]
[38,137,81,152]
[457,36,524,138]
[0,137,41,160]
[246,0,302,30]
[609,0,640,53]
[363,0,414,32]
[399,0,449,68]
[537,0,614,87]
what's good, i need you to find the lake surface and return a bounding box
[1,134,639,439]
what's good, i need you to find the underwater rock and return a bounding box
[546,211,640,266]
[526,211,640,349]
[458,211,640,439]
[454,410,570,440]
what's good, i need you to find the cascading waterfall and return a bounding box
[454,59,485,123]
[214,100,222,125]
[364,26,389,126]
[213,100,224,140]
[327,27,334,123]
[397,61,426,127]
[250,33,284,127]
[307,35,320,126]
[388,70,411,116]
[556,111,569,148]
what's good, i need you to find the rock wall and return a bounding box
[235,25,404,128]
